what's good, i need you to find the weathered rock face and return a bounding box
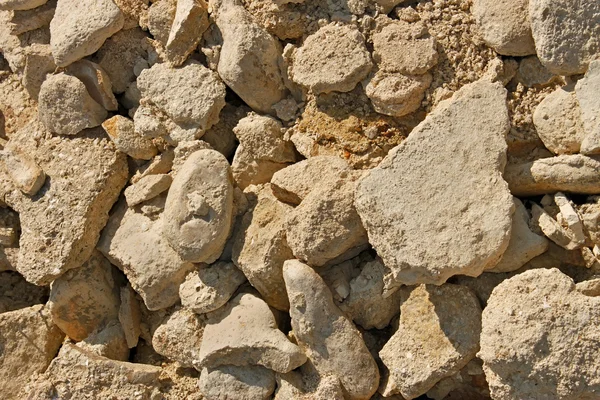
[0,305,64,400]
[199,365,276,400]
[283,260,380,400]
[77,319,129,361]
[65,59,119,111]
[289,23,372,94]
[165,0,209,66]
[152,308,206,368]
[379,284,482,399]
[576,60,600,155]
[0,0,48,10]
[364,71,432,117]
[163,149,233,263]
[50,0,124,67]
[356,81,513,287]
[124,173,171,207]
[480,268,600,400]
[529,0,600,75]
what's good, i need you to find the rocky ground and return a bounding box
[0,0,599,398]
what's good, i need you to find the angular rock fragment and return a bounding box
[118,283,141,348]
[163,149,233,263]
[505,155,600,196]
[283,260,379,400]
[124,173,172,207]
[130,148,174,184]
[77,319,129,361]
[232,184,294,311]
[50,0,124,67]
[65,59,118,111]
[480,268,600,400]
[487,198,548,273]
[532,85,586,155]
[199,365,276,400]
[356,81,513,286]
[232,113,296,189]
[529,0,600,75]
[286,171,369,267]
[98,200,194,310]
[531,203,581,250]
[165,0,209,66]
[289,23,372,94]
[0,305,64,400]
[147,0,176,46]
[0,0,46,10]
[4,126,128,285]
[0,148,45,196]
[21,43,56,99]
[516,55,557,87]
[102,115,158,160]
[576,60,600,155]
[379,284,482,398]
[554,192,586,245]
[213,0,286,113]
[48,251,121,341]
[364,71,432,117]
[9,0,55,35]
[275,361,345,400]
[197,292,306,372]
[472,0,535,56]
[38,73,107,135]
[179,261,246,314]
[152,308,205,368]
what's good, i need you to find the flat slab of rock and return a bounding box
[199,365,276,400]
[504,154,600,196]
[529,0,600,75]
[163,149,233,263]
[197,292,307,373]
[283,259,379,400]
[50,0,124,67]
[124,173,172,207]
[480,268,600,399]
[356,81,513,286]
[379,284,482,398]
[0,305,64,400]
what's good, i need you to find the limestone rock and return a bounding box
[50,0,124,67]
[0,0,47,10]
[165,0,209,66]
[529,0,600,75]
[213,0,286,113]
[102,115,158,160]
[4,126,128,285]
[48,251,121,341]
[286,171,369,267]
[179,261,246,314]
[163,149,233,263]
[77,319,129,361]
[364,71,432,117]
[197,292,307,372]
[356,81,513,286]
[0,148,45,196]
[532,85,586,155]
[274,361,345,400]
[505,155,600,196]
[283,260,379,400]
[97,200,195,310]
[472,0,536,56]
[0,305,64,400]
[137,61,226,141]
[199,365,276,400]
[38,73,107,135]
[232,184,295,311]
[112,0,148,29]
[487,198,548,273]
[289,23,372,94]
[479,268,600,399]
[147,0,176,46]
[338,259,402,329]
[130,148,174,184]
[202,103,248,159]
[124,174,172,207]
[65,59,118,111]
[576,60,600,155]
[21,43,56,99]
[232,113,296,189]
[118,284,141,348]
[152,308,205,368]
[379,284,482,398]
[7,0,55,35]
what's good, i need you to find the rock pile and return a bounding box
[0,0,600,399]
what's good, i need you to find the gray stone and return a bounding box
[65,59,118,111]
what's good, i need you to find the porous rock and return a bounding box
[0,148,45,196]
[364,71,432,117]
[283,259,379,400]
[355,80,513,287]
[102,115,158,160]
[152,308,205,368]
[479,268,600,400]
[21,43,56,99]
[199,365,276,400]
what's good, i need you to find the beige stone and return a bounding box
[102,115,158,160]
[199,365,276,400]
[0,0,46,10]
[65,59,118,111]
[0,148,45,196]
[77,319,129,361]
[576,60,600,155]
[118,283,141,348]
[274,361,345,400]
[165,0,209,66]
[21,43,56,100]
[364,71,431,117]
[124,173,171,207]
[152,308,206,368]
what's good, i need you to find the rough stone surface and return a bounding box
[274,361,346,400]
[197,292,307,373]
[283,259,379,400]
[0,148,46,196]
[65,59,118,111]
[529,0,600,75]
[232,184,295,311]
[364,71,432,117]
[163,149,233,263]
[472,0,536,56]
[199,365,276,400]
[532,85,586,155]
[77,319,129,361]
[480,268,600,400]
[102,115,158,160]
[152,308,206,368]
[124,173,172,207]
[356,81,513,287]
[165,0,209,66]
[38,73,107,136]
[48,251,121,341]
[576,60,600,155]
[289,23,372,94]
[179,261,246,314]
[285,170,368,267]
[21,43,56,99]
[379,284,482,399]
[0,305,64,400]
[50,0,124,67]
